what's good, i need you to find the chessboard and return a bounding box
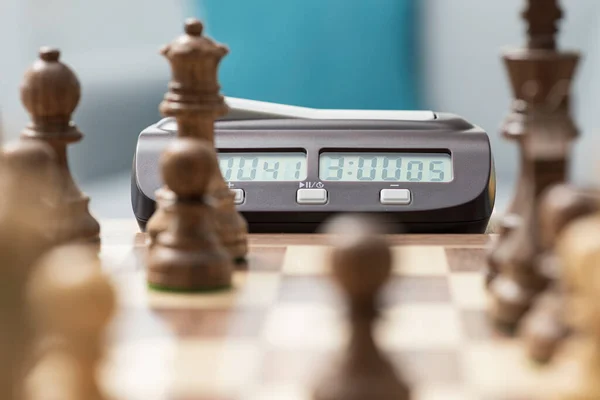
[96,219,579,400]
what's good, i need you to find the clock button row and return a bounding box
[232,188,411,206]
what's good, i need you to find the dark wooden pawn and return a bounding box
[313,215,410,400]
[487,0,580,332]
[147,138,233,291]
[20,47,100,248]
[520,184,598,363]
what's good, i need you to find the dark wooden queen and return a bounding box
[147,19,248,263]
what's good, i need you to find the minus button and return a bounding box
[380,189,411,205]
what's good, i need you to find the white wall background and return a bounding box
[419,0,600,208]
[0,0,186,181]
[0,0,598,217]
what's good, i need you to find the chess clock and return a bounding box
[132,98,495,233]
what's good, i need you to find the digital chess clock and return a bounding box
[132,98,495,233]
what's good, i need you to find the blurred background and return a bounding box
[1,0,599,219]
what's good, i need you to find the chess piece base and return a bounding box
[313,355,410,400]
[148,245,233,292]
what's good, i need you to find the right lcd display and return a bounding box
[319,152,453,182]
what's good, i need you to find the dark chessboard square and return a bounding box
[445,248,487,272]
[384,276,451,304]
[150,307,268,339]
[245,246,286,272]
[277,276,341,304]
[460,309,502,340]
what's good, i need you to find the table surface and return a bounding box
[88,219,581,400]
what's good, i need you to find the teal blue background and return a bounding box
[189,0,420,110]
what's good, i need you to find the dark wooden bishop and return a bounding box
[147,138,233,291]
[487,0,580,331]
[313,215,410,400]
[146,19,248,263]
[19,48,100,248]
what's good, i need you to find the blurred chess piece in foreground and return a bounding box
[25,245,116,400]
[312,214,411,400]
[0,135,60,400]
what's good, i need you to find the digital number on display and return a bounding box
[218,152,308,182]
[319,152,453,182]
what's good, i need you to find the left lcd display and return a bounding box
[218,152,308,182]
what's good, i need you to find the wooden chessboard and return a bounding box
[96,219,579,400]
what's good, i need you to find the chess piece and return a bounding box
[485,214,520,287]
[147,18,248,262]
[487,0,580,332]
[25,245,115,400]
[486,0,577,289]
[147,138,233,291]
[0,139,59,400]
[520,184,598,363]
[313,215,410,400]
[20,47,100,248]
[146,188,174,247]
[552,213,600,399]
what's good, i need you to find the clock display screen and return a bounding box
[319,152,453,182]
[219,152,307,182]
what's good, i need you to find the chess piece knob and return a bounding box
[20,47,81,128]
[325,215,392,301]
[160,18,229,60]
[161,137,215,198]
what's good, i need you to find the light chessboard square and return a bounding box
[392,246,449,276]
[376,304,463,350]
[170,339,263,399]
[282,245,450,276]
[448,272,488,310]
[262,303,346,351]
[281,245,331,275]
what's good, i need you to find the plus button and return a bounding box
[227,182,234,188]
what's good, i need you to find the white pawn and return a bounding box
[552,215,600,400]
[25,245,116,400]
